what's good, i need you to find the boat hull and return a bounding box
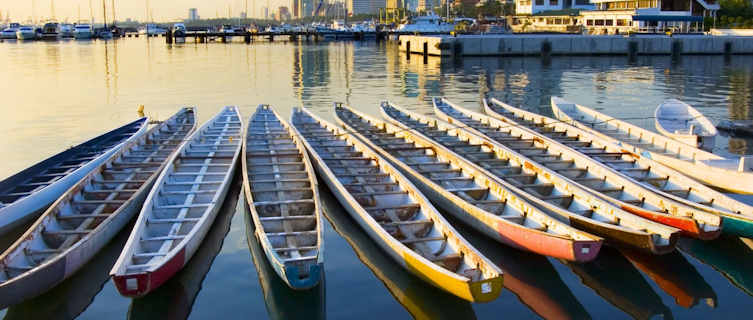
[0,188,150,308]
[551,97,753,194]
[111,108,240,298]
[0,118,148,235]
[15,31,36,40]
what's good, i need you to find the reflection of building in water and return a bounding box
[292,43,330,103]
[727,68,753,120]
[390,48,443,102]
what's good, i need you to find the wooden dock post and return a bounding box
[244,33,251,43]
[166,29,173,44]
[406,41,411,60]
[423,41,428,64]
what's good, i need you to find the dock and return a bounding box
[399,34,753,58]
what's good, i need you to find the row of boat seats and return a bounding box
[293,119,465,272]
[490,106,697,201]
[245,111,318,263]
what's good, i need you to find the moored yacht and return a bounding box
[1,23,20,39]
[397,13,455,33]
[138,23,166,36]
[60,23,75,38]
[15,26,37,40]
[41,22,60,40]
[73,23,94,39]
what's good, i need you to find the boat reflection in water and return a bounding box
[620,249,717,309]
[127,179,240,320]
[319,186,476,320]
[565,247,672,320]
[454,218,591,320]
[244,192,325,320]
[2,224,130,320]
[679,236,753,297]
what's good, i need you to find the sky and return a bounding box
[0,0,294,22]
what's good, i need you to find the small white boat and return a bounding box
[397,14,455,33]
[110,106,242,297]
[40,22,60,40]
[654,99,717,150]
[0,118,148,235]
[551,96,753,194]
[16,26,37,40]
[73,24,94,39]
[60,24,75,38]
[1,23,20,39]
[138,24,167,36]
[97,29,113,40]
[291,107,503,302]
[0,109,195,308]
[242,105,323,290]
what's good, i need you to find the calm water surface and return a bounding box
[1,38,753,319]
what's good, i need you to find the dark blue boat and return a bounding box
[0,117,148,234]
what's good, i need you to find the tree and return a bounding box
[478,0,502,17]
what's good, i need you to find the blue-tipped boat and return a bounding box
[242,105,323,290]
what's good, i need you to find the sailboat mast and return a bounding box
[111,0,116,26]
[102,0,107,29]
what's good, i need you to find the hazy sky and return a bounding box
[1,0,293,22]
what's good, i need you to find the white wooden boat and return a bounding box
[551,96,753,194]
[244,203,325,320]
[318,185,474,319]
[242,105,323,290]
[335,104,605,261]
[0,108,194,308]
[0,118,148,235]
[128,178,239,320]
[486,98,753,238]
[655,99,717,150]
[432,98,720,241]
[110,106,242,297]
[290,107,503,302]
[373,102,678,254]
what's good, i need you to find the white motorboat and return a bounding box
[16,26,37,40]
[1,23,20,39]
[41,22,60,40]
[654,99,717,150]
[138,24,166,36]
[397,14,455,33]
[73,24,94,39]
[60,23,75,38]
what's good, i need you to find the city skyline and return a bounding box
[1,0,300,22]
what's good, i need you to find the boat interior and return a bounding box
[124,108,240,274]
[292,110,484,280]
[245,106,319,274]
[0,111,194,282]
[489,101,720,211]
[0,119,147,209]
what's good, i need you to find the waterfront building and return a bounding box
[516,0,594,15]
[348,0,375,14]
[580,0,719,34]
[188,8,199,21]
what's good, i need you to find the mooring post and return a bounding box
[406,41,411,60]
[166,29,173,44]
[423,41,428,64]
[244,32,251,43]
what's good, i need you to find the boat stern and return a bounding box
[283,262,323,290]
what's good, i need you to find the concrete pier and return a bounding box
[399,35,753,57]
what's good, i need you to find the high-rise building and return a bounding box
[188,8,199,20]
[348,0,373,14]
[263,7,270,19]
